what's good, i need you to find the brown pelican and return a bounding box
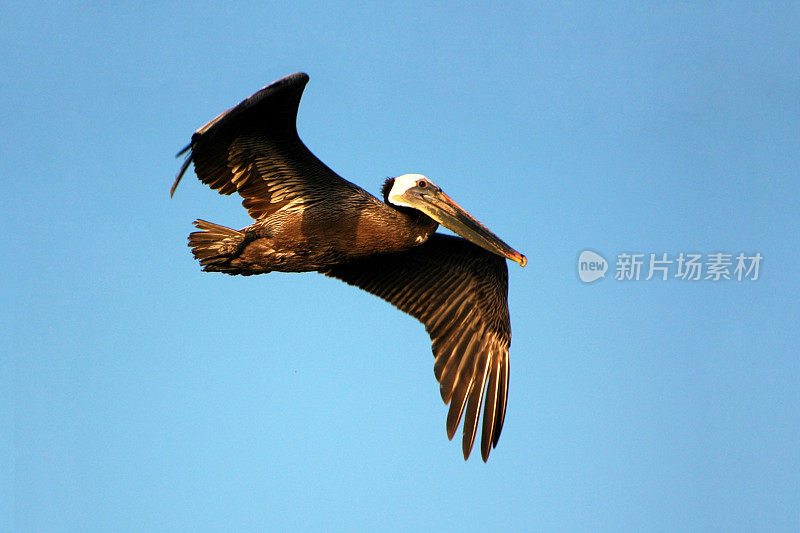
[171,72,526,461]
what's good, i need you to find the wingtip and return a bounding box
[170,147,193,197]
[446,422,457,441]
[170,169,183,197]
[175,143,191,158]
[265,72,309,93]
[462,436,476,461]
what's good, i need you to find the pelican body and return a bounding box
[172,73,526,461]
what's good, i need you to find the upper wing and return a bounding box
[171,72,367,220]
[324,234,512,461]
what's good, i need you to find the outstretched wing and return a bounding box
[324,234,512,461]
[171,72,368,219]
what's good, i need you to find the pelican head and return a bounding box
[387,174,526,267]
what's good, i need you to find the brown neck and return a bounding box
[354,199,439,255]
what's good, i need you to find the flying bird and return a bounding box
[171,72,526,461]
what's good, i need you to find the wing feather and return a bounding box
[462,349,490,458]
[481,354,501,458]
[446,333,481,438]
[171,72,370,219]
[324,233,512,461]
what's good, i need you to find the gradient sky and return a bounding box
[4,2,799,531]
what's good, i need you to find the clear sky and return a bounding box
[4,2,799,531]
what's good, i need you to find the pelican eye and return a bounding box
[417,179,428,188]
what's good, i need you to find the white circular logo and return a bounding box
[578,250,608,283]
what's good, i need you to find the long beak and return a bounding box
[406,189,527,267]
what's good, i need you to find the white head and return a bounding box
[387,174,439,208]
[382,173,527,267]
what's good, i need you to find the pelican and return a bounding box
[171,73,526,461]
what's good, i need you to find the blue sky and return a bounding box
[4,2,799,531]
